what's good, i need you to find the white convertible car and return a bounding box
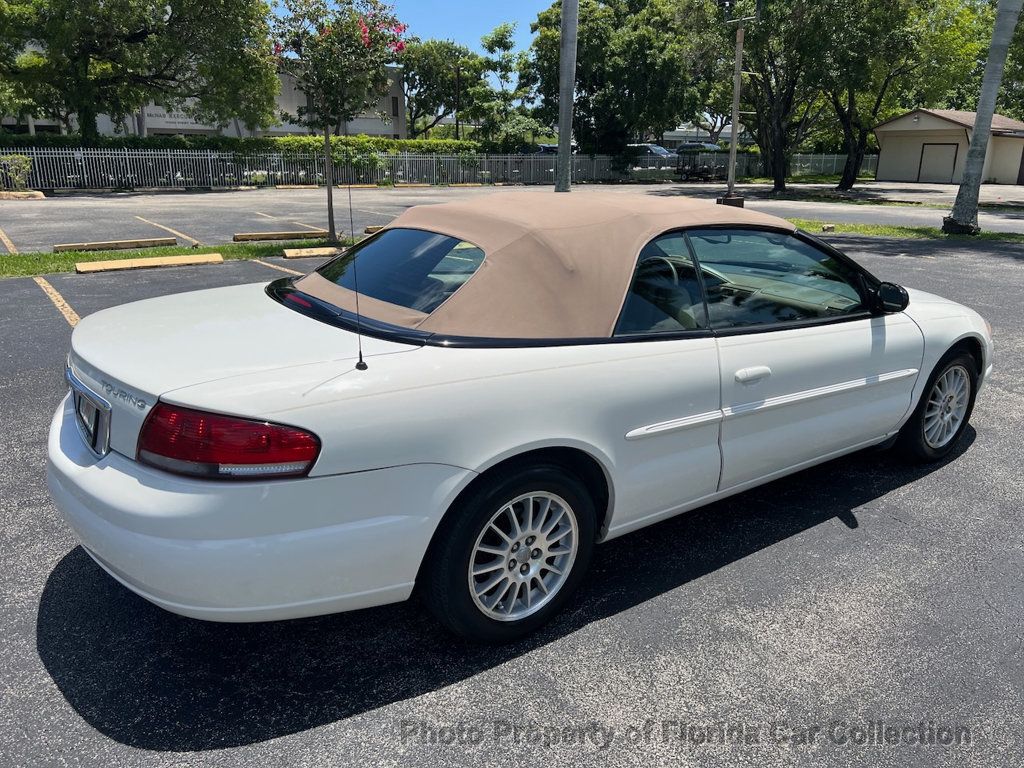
[48,192,993,641]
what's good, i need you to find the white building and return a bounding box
[661,122,747,149]
[1,69,407,139]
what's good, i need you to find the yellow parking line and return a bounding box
[255,211,325,232]
[252,259,303,276]
[33,277,80,327]
[135,216,202,247]
[0,226,17,254]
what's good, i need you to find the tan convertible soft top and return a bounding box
[295,191,795,339]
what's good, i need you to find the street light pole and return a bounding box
[555,0,579,192]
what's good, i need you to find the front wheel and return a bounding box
[896,351,978,462]
[420,465,596,642]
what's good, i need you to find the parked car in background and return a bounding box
[49,192,993,643]
[626,143,677,159]
[677,141,722,152]
[534,143,578,155]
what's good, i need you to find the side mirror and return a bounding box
[876,282,910,313]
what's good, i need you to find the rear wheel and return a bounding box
[896,351,978,462]
[421,464,596,643]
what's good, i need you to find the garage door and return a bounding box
[918,143,958,183]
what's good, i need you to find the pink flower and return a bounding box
[390,40,405,53]
[358,17,370,47]
[273,41,284,55]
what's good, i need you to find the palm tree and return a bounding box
[943,0,1023,234]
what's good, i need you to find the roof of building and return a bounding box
[875,108,1024,135]
[295,191,794,339]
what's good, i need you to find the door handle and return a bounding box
[735,366,772,384]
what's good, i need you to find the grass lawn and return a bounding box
[735,182,1023,213]
[0,239,340,278]
[740,174,876,185]
[789,218,1024,245]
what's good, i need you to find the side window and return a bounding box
[686,229,866,329]
[615,233,709,335]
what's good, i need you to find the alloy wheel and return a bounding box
[467,492,579,622]
[923,364,971,449]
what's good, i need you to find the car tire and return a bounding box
[420,464,596,643]
[895,350,978,463]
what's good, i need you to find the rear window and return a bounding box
[316,228,484,314]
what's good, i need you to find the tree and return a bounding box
[489,112,547,152]
[901,0,994,111]
[273,0,404,241]
[812,0,914,190]
[527,0,717,155]
[740,0,827,192]
[693,79,734,144]
[466,23,533,143]
[5,0,280,143]
[813,0,993,190]
[999,12,1024,119]
[944,0,1024,234]
[399,38,485,138]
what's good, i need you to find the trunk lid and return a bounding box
[67,282,417,457]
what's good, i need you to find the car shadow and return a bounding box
[36,430,974,752]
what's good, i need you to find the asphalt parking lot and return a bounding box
[2,182,1024,255]
[1,229,1022,767]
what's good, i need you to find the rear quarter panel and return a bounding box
[166,337,726,532]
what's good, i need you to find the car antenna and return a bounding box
[346,174,368,371]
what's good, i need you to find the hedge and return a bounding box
[0,131,480,155]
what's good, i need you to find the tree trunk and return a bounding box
[77,101,99,145]
[836,123,868,192]
[944,0,1024,234]
[323,128,336,242]
[767,125,788,192]
[837,144,865,191]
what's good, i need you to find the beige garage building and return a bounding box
[875,109,1024,185]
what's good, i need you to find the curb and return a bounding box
[54,237,176,253]
[233,230,327,242]
[75,253,223,274]
[283,247,342,259]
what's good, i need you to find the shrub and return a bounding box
[0,154,32,190]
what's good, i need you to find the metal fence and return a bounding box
[0,147,877,191]
[790,153,878,176]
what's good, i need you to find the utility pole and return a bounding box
[717,0,760,208]
[721,23,744,205]
[555,0,579,192]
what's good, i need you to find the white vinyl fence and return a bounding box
[0,148,877,191]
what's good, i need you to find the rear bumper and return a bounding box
[47,394,474,621]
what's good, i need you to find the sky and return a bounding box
[389,0,554,53]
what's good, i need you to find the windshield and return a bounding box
[315,228,485,314]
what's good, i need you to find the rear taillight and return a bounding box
[137,403,320,480]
